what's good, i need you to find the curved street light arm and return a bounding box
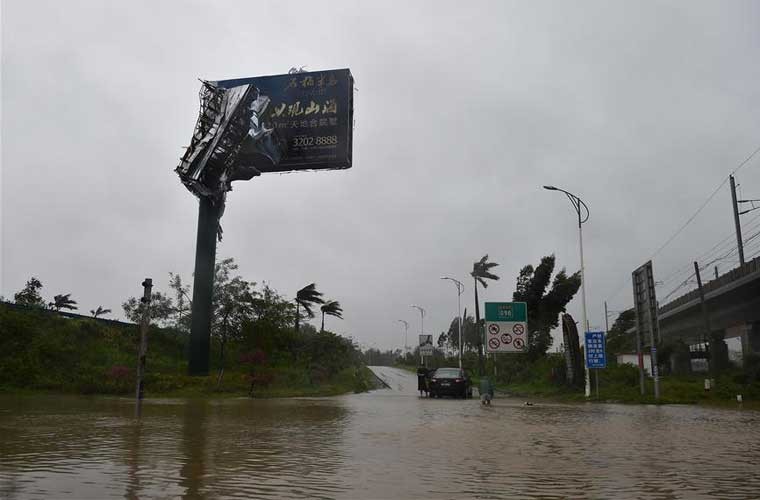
[545,185,590,225]
[441,276,465,295]
[577,196,590,225]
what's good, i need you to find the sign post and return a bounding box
[632,260,660,399]
[584,331,607,368]
[419,334,434,363]
[484,302,528,353]
[584,331,606,399]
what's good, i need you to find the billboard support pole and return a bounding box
[188,197,221,376]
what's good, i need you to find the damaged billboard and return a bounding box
[176,68,354,198]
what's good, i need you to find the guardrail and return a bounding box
[659,255,760,315]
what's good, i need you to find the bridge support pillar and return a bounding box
[709,332,730,375]
[670,340,691,375]
[746,321,760,354]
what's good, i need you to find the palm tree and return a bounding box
[295,283,324,333]
[49,293,78,312]
[320,300,343,332]
[471,255,499,375]
[90,306,112,318]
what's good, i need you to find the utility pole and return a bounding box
[648,302,660,401]
[604,301,610,332]
[397,319,409,352]
[730,175,745,267]
[411,305,425,365]
[135,278,153,418]
[441,277,465,369]
[694,262,713,373]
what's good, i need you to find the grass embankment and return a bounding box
[396,358,760,409]
[0,304,373,398]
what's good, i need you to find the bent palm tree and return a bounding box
[471,255,499,375]
[90,306,112,318]
[295,283,324,333]
[320,300,343,332]
[50,293,78,312]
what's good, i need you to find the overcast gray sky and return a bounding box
[2,0,760,350]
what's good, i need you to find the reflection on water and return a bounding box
[0,396,350,499]
[1,368,760,499]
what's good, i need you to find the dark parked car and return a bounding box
[428,367,472,398]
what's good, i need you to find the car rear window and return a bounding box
[433,369,461,378]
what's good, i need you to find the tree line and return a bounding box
[445,253,582,370]
[9,258,357,390]
[12,277,111,317]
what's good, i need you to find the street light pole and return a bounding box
[397,319,409,352]
[441,277,465,368]
[544,185,591,398]
[411,305,425,365]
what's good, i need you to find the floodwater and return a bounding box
[1,368,759,499]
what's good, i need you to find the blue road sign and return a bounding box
[585,331,607,369]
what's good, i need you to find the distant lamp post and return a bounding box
[441,277,465,368]
[543,185,591,398]
[397,319,409,352]
[411,305,425,364]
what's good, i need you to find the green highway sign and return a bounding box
[485,302,527,322]
[484,302,528,353]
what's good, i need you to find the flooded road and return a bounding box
[1,366,759,499]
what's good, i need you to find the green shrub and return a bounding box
[601,364,641,387]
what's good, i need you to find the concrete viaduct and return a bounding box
[657,255,760,358]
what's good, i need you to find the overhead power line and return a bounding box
[607,142,760,304]
[650,143,760,261]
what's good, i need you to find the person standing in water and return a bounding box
[417,364,429,397]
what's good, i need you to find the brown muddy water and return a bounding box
[1,366,759,499]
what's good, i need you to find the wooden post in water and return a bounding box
[135,278,153,418]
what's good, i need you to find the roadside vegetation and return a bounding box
[393,350,760,408]
[1,261,372,398]
[382,254,760,408]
